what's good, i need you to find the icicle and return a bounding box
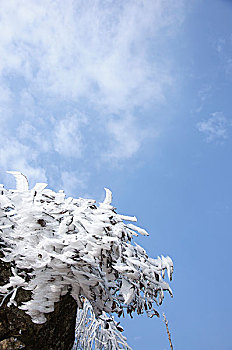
[72,299,132,350]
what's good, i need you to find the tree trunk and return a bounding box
[0,258,77,350]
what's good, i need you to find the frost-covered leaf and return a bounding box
[0,172,173,331]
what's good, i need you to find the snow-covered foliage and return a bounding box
[0,172,173,330]
[72,298,131,350]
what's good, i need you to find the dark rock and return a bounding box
[0,259,77,350]
[0,337,25,349]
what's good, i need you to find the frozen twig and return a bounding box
[163,313,173,350]
[72,299,132,350]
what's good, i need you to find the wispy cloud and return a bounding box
[197,112,228,142]
[61,170,88,197]
[53,114,87,158]
[196,85,212,113]
[0,0,185,188]
[216,36,232,76]
[0,135,47,186]
[0,0,181,112]
[105,115,155,161]
[17,120,51,152]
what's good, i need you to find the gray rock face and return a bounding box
[0,259,77,350]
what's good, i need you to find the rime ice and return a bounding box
[0,172,173,326]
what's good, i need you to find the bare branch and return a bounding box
[163,313,173,350]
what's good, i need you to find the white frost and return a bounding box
[0,172,173,328]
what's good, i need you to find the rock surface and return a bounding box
[0,258,77,350]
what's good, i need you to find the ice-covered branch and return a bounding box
[0,172,173,329]
[72,298,131,350]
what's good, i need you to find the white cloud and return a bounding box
[61,170,88,197]
[53,114,86,158]
[16,113,86,160]
[0,0,183,112]
[17,120,51,152]
[0,81,13,121]
[197,112,228,142]
[105,115,155,160]
[0,136,47,186]
[216,36,232,76]
[0,0,185,180]
[196,85,212,113]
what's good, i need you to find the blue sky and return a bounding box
[0,0,232,349]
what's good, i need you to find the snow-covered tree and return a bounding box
[0,172,173,349]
